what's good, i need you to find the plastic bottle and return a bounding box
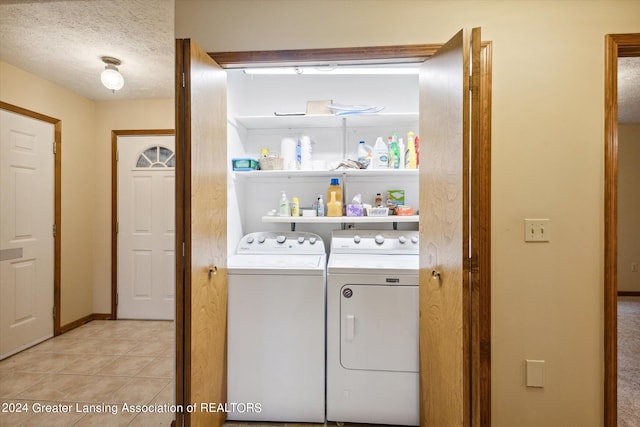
[357,141,372,169]
[389,133,400,169]
[326,178,343,211]
[327,191,342,217]
[398,138,405,169]
[279,191,291,216]
[374,193,383,207]
[316,195,325,217]
[372,137,389,169]
[414,135,420,168]
[291,196,300,217]
[405,131,417,169]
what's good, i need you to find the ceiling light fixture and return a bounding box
[100,56,124,92]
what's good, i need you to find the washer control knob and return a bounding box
[246,236,254,244]
[375,234,385,245]
[297,236,305,244]
[257,235,266,244]
[353,235,361,244]
[398,236,407,244]
[276,235,287,244]
[309,237,317,244]
[411,235,419,244]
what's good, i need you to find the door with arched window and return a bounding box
[116,133,175,320]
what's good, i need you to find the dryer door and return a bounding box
[340,284,418,372]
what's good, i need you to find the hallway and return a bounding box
[0,320,173,426]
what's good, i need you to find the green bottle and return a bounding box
[389,133,400,169]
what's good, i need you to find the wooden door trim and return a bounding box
[189,41,492,426]
[110,129,175,320]
[604,32,640,427]
[0,101,62,336]
[209,44,442,68]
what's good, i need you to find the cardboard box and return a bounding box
[306,100,333,115]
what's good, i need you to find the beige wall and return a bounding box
[1,61,96,325]
[92,99,174,314]
[618,124,640,293]
[1,61,174,324]
[175,1,639,426]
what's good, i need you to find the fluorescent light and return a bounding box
[243,66,419,76]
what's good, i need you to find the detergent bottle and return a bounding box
[357,140,372,169]
[405,131,417,169]
[372,137,389,169]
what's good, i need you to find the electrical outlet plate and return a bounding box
[524,219,550,242]
[526,359,545,388]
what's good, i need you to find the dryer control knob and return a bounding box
[353,235,361,244]
[257,235,266,244]
[399,236,407,244]
[411,235,419,244]
[276,235,287,244]
[297,236,305,244]
[246,236,254,244]
[309,237,317,244]
[375,234,385,245]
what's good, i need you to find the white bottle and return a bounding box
[317,195,325,217]
[279,191,291,216]
[357,140,372,169]
[372,137,389,169]
[398,138,405,169]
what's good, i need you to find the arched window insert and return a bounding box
[136,146,175,168]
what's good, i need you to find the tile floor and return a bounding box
[0,320,174,426]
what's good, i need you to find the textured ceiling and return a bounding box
[0,0,638,122]
[0,0,174,101]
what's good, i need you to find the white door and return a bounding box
[0,109,54,360]
[117,135,175,320]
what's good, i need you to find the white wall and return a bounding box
[618,123,640,293]
[175,1,640,425]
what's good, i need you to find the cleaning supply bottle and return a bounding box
[316,195,325,217]
[357,140,372,169]
[372,137,389,169]
[279,191,291,216]
[414,134,420,168]
[374,192,383,207]
[398,138,405,169]
[327,191,342,217]
[389,133,400,169]
[291,196,300,217]
[405,131,417,169]
[326,178,343,212]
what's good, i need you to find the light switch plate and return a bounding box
[524,219,550,242]
[526,359,545,387]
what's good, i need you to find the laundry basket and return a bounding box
[259,156,284,170]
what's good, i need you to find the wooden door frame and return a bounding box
[603,33,640,427]
[0,101,62,336]
[176,42,492,426]
[110,129,175,319]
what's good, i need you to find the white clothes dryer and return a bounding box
[227,231,326,422]
[327,229,419,426]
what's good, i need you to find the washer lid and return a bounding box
[328,254,418,274]
[228,254,326,275]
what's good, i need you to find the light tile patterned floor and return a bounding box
[0,320,174,426]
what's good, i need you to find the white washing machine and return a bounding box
[227,231,326,422]
[327,229,419,426]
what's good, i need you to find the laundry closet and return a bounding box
[226,66,420,250]
[175,28,490,427]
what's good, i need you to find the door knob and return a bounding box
[431,270,441,281]
[208,266,218,277]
